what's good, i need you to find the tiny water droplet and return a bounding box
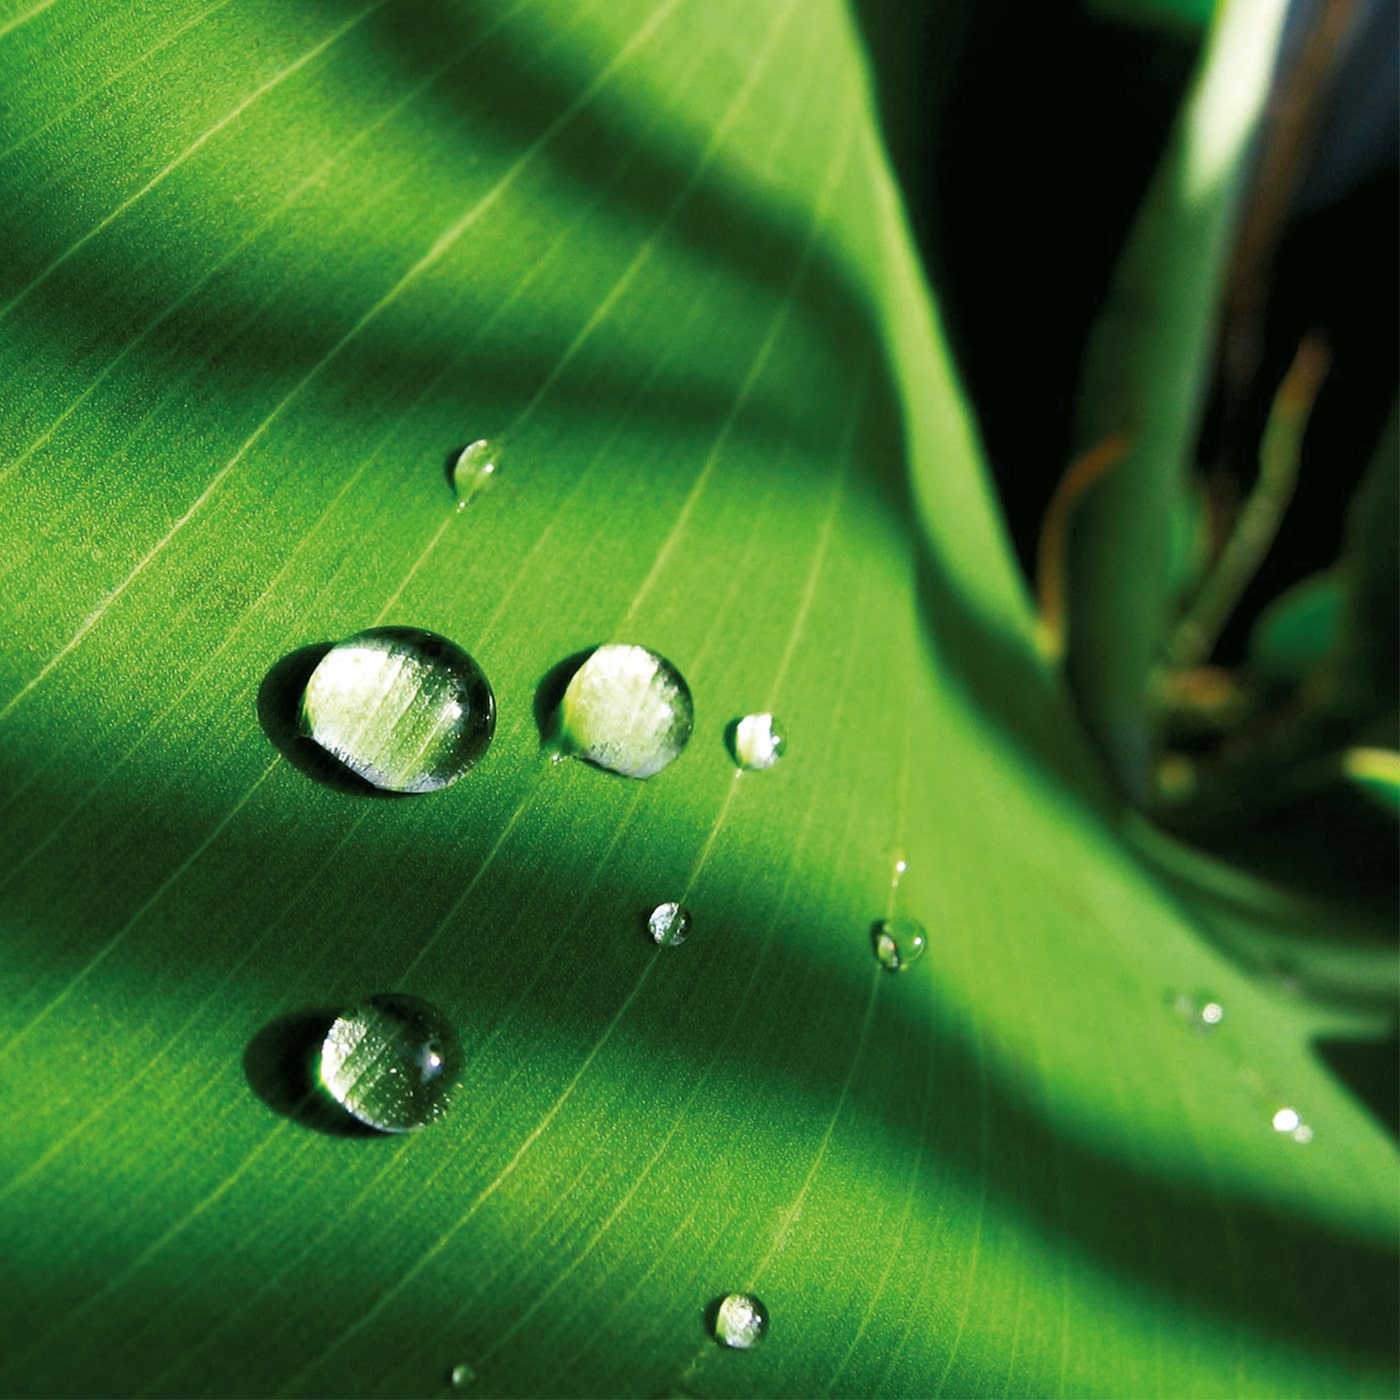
[1272,1107,1301,1133]
[891,854,908,887]
[556,643,693,779]
[300,627,495,792]
[873,917,927,971]
[449,1362,476,1388]
[1170,991,1225,1031]
[452,439,498,508]
[729,712,786,770]
[713,1293,768,1349]
[320,993,464,1133]
[648,901,691,947]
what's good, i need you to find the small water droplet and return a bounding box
[1170,991,1225,1032]
[449,1362,476,1388]
[648,901,691,947]
[873,917,927,971]
[891,854,908,887]
[319,993,464,1133]
[452,439,498,508]
[713,1293,768,1349]
[300,627,495,792]
[555,643,693,779]
[1272,1107,1301,1133]
[728,712,786,770]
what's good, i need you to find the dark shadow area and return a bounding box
[242,1008,385,1137]
[256,642,406,798]
[532,647,594,752]
[1315,1030,1400,1142]
[852,0,1198,582]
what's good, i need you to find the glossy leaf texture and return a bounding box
[0,2,1394,1397]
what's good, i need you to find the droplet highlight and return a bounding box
[1170,991,1225,1031]
[873,917,927,972]
[555,643,693,779]
[452,439,498,508]
[649,901,691,947]
[713,1293,768,1349]
[1272,1106,1313,1141]
[449,1362,476,1389]
[319,993,464,1133]
[300,627,495,792]
[730,712,786,771]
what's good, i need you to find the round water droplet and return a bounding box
[1170,991,1225,1032]
[300,627,495,792]
[452,439,498,508]
[730,712,786,770]
[649,901,691,947]
[449,1362,476,1388]
[873,917,927,972]
[556,643,693,779]
[319,993,464,1133]
[1272,1107,1301,1134]
[713,1293,768,1349]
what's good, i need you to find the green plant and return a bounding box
[0,1,1393,1396]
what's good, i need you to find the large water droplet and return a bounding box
[319,993,464,1133]
[452,439,498,508]
[300,627,495,792]
[730,712,786,771]
[713,1293,768,1349]
[873,917,927,972]
[556,643,693,779]
[648,901,691,947]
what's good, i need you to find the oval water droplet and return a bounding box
[299,627,495,792]
[713,1293,768,1349]
[319,993,464,1133]
[452,439,498,508]
[449,1362,476,1388]
[555,643,693,779]
[873,917,927,972]
[648,901,691,947]
[730,712,786,771]
[1272,1106,1313,1141]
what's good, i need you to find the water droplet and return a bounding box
[873,917,927,971]
[452,439,498,508]
[319,993,464,1133]
[713,1293,768,1349]
[555,643,693,779]
[449,1362,476,1388]
[1272,1107,1301,1133]
[1170,991,1225,1031]
[730,712,786,770]
[648,901,691,947]
[300,627,495,792]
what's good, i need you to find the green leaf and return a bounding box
[0,3,1394,1398]
[1066,0,1291,797]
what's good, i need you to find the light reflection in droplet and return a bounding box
[1272,1107,1301,1134]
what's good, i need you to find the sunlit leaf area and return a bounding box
[0,0,1394,1396]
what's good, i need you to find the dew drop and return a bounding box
[300,627,495,792]
[648,901,691,947]
[452,439,498,508]
[555,643,693,779]
[1271,1107,1301,1133]
[873,917,927,972]
[713,1293,768,1350]
[319,993,464,1133]
[1170,991,1225,1031]
[730,712,786,771]
[449,1362,476,1388]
